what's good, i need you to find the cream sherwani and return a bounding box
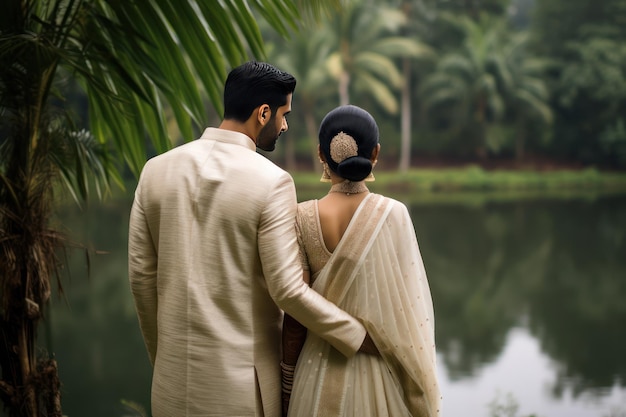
[128,127,366,417]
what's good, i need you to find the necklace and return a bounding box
[329,180,368,196]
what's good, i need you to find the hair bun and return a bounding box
[336,156,373,182]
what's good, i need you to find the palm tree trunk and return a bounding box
[0,194,63,417]
[303,100,321,173]
[475,96,488,159]
[1,65,63,415]
[515,117,526,161]
[19,322,38,416]
[339,70,350,106]
[400,57,412,172]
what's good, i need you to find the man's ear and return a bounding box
[257,104,271,125]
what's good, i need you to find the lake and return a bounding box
[46,190,626,417]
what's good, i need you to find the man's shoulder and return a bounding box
[244,152,291,180]
[144,138,203,162]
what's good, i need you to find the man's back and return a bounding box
[129,127,298,416]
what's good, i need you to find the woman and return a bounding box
[281,105,441,417]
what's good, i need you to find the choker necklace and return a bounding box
[329,180,368,196]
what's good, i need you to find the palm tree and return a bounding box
[270,29,337,172]
[397,0,435,171]
[325,0,427,115]
[0,1,339,415]
[268,0,430,172]
[498,33,553,160]
[421,15,507,158]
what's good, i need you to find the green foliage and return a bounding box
[291,168,626,198]
[559,37,626,107]
[599,119,626,167]
[421,15,509,156]
[530,0,626,167]
[531,0,626,58]
[2,0,344,187]
[434,0,510,19]
[261,0,626,169]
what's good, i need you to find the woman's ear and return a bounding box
[318,144,325,162]
[371,143,381,162]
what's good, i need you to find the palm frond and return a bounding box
[353,71,398,114]
[48,128,122,205]
[438,53,475,81]
[513,90,554,124]
[371,37,434,59]
[354,52,403,88]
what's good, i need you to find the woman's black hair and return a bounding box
[223,61,296,122]
[318,105,379,182]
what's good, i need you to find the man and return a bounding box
[128,61,372,417]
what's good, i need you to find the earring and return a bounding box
[320,162,332,182]
[365,159,377,182]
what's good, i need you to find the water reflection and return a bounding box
[48,193,626,417]
[410,194,626,416]
[528,197,626,395]
[49,198,151,417]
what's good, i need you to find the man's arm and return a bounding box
[128,182,159,366]
[259,172,366,357]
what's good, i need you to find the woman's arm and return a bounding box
[280,269,310,416]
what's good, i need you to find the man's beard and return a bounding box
[257,117,280,152]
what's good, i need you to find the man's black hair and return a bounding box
[223,61,296,122]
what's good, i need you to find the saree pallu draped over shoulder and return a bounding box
[288,193,441,417]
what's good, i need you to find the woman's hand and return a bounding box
[359,333,380,356]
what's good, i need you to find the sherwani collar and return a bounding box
[200,127,257,152]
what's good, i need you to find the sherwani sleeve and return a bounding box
[259,172,366,357]
[128,179,159,366]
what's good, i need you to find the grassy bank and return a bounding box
[291,166,626,204]
[74,166,626,206]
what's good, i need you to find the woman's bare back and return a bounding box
[317,192,369,252]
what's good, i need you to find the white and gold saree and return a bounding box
[288,193,441,417]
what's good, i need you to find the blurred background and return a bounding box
[2,0,625,416]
